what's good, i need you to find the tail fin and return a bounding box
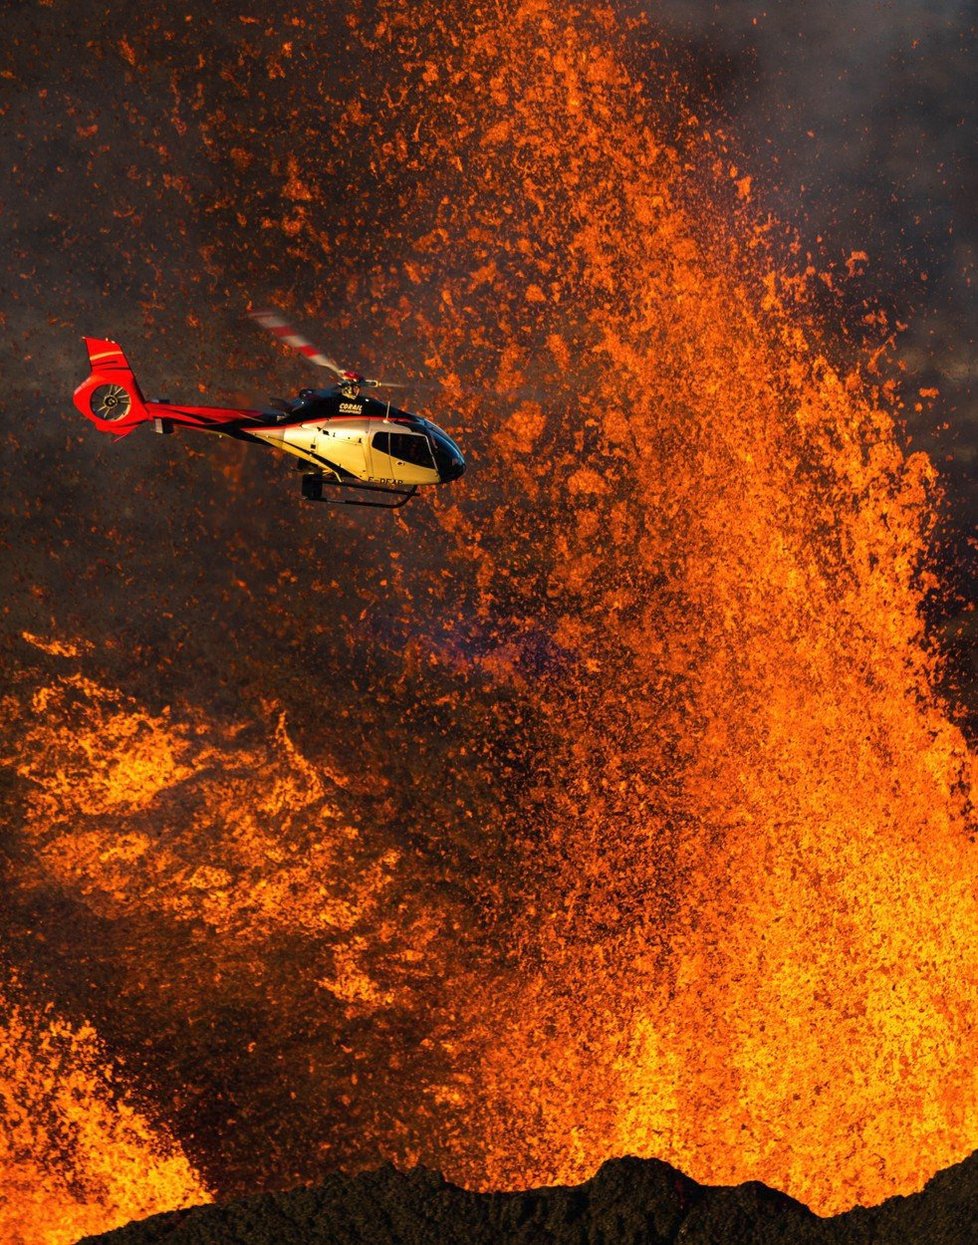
[73,338,150,436]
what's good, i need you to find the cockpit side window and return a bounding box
[388,432,435,468]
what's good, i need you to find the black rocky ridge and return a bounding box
[78,1152,978,1244]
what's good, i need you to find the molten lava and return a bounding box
[0,981,204,1245]
[2,1,977,1239]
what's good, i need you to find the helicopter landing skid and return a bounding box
[301,472,417,510]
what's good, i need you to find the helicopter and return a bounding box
[72,309,465,508]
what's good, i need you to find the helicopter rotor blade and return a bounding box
[249,308,346,378]
[249,307,489,398]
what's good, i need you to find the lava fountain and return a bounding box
[0,976,204,1244]
[2,0,976,1239]
[363,3,978,1211]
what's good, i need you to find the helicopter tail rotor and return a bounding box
[72,339,150,437]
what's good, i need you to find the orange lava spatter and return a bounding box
[0,981,206,1245]
[4,0,978,1235]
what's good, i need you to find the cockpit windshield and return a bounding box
[426,426,466,481]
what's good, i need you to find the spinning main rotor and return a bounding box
[248,309,407,397]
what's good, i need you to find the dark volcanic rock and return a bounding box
[76,1151,978,1244]
[77,1160,699,1245]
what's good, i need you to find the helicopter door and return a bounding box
[371,430,437,484]
[369,430,396,482]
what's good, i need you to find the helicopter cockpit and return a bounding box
[420,420,466,481]
[370,421,465,482]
